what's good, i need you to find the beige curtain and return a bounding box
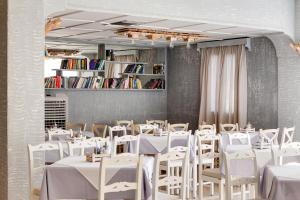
[199,45,247,129]
[105,55,136,78]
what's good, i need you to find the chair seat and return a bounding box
[202,168,222,179]
[156,191,182,200]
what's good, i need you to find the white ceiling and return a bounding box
[46,10,278,52]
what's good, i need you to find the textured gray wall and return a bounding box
[47,48,167,129]
[167,38,278,131]
[167,44,201,131]
[6,0,45,199]
[268,34,300,141]
[247,37,278,129]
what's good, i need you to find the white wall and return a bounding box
[45,0,295,39]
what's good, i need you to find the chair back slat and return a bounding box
[113,135,140,156]
[168,123,189,132]
[220,123,239,132]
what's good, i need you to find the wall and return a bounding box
[268,34,300,141]
[47,48,167,129]
[167,44,201,131]
[167,37,278,131]
[3,0,44,199]
[247,37,278,129]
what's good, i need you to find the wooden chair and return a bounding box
[98,155,144,200]
[195,129,216,137]
[153,151,188,200]
[47,128,73,141]
[168,123,189,132]
[224,150,259,200]
[113,135,140,156]
[66,122,87,132]
[116,120,135,135]
[198,124,217,134]
[139,124,158,134]
[146,120,168,130]
[192,134,221,199]
[280,127,295,148]
[165,131,191,197]
[256,128,279,149]
[228,132,251,146]
[272,142,300,165]
[240,128,256,134]
[108,125,127,140]
[67,139,97,156]
[220,123,239,132]
[91,123,107,138]
[27,143,63,199]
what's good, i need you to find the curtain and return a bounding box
[105,55,136,78]
[199,45,247,129]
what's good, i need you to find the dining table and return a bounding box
[129,133,195,156]
[40,156,154,200]
[261,163,300,200]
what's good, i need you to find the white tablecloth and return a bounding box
[40,156,153,200]
[261,163,300,200]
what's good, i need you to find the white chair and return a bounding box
[228,132,251,146]
[91,123,108,138]
[224,150,259,200]
[256,128,279,149]
[98,155,144,200]
[194,134,222,199]
[66,122,87,131]
[240,128,256,134]
[146,120,168,130]
[198,124,217,134]
[280,127,295,148]
[47,128,73,141]
[27,143,63,199]
[113,135,140,156]
[153,151,188,200]
[165,131,191,197]
[68,139,97,156]
[168,123,189,132]
[272,142,300,165]
[139,124,158,134]
[116,120,134,134]
[195,129,216,137]
[108,125,127,140]
[220,123,239,132]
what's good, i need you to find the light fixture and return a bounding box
[116,28,207,47]
[186,41,191,49]
[151,40,155,46]
[290,43,300,54]
[131,39,135,44]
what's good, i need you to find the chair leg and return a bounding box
[187,165,190,199]
[210,182,215,196]
[199,180,204,200]
[219,182,224,200]
[192,164,197,199]
[241,184,246,200]
[226,185,232,200]
[175,166,180,195]
[255,183,259,199]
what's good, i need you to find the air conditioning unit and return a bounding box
[45,94,68,130]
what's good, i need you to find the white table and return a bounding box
[261,163,300,200]
[40,156,153,200]
[130,134,194,155]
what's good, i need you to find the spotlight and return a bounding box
[186,41,191,49]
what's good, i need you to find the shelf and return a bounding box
[53,69,105,72]
[45,55,87,59]
[105,61,148,65]
[120,73,165,77]
[45,88,165,91]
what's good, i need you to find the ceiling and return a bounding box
[46,10,278,53]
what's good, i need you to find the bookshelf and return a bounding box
[45,57,166,91]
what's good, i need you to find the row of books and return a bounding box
[144,79,165,89]
[123,64,144,74]
[89,59,105,70]
[60,58,88,70]
[44,76,165,89]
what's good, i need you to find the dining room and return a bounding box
[1,0,300,200]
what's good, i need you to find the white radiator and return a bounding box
[45,94,68,130]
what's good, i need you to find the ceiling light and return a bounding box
[186,41,191,49]
[116,28,207,45]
